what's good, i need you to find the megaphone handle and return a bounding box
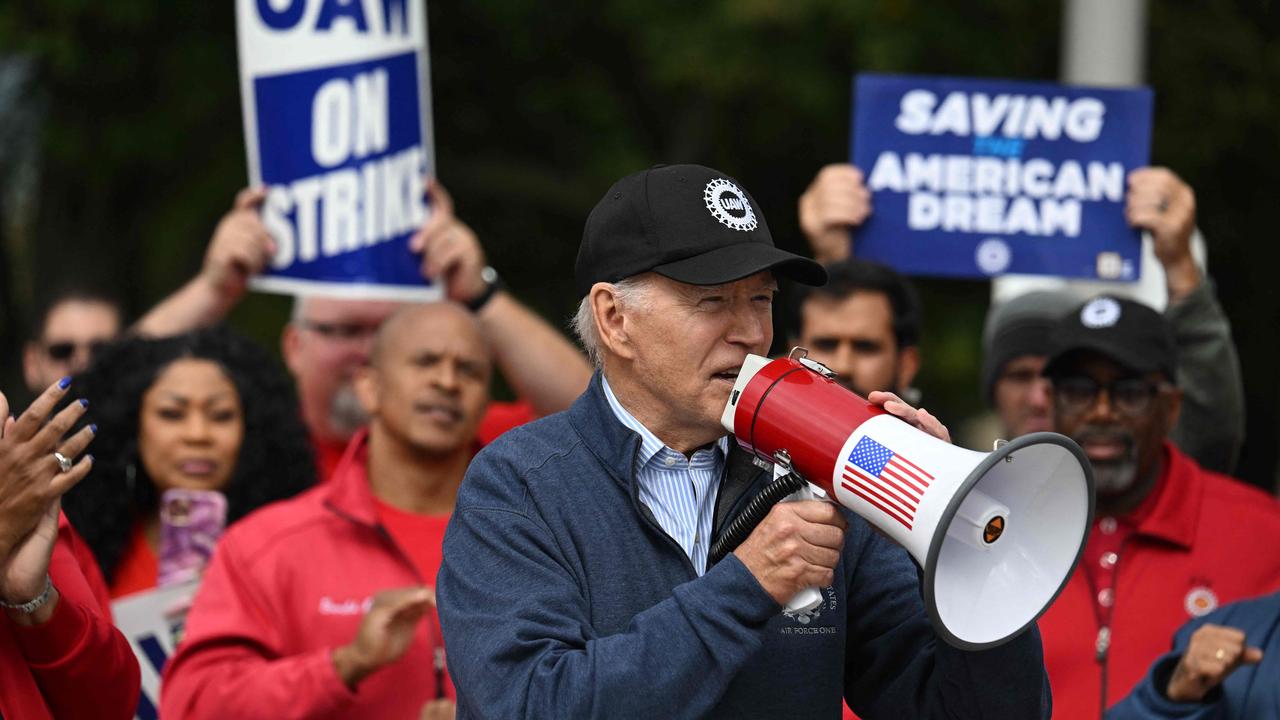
[784,586,825,614]
[779,482,830,613]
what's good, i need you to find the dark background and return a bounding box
[1,1,1276,490]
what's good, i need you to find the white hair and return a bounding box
[572,276,655,368]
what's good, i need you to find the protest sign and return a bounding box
[851,73,1153,281]
[112,580,200,720]
[237,0,438,299]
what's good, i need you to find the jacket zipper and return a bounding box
[372,523,448,699]
[627,440,701,580]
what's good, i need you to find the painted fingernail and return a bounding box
[79,398,89,408]
[58,376,72,390]
[89,424,98,434]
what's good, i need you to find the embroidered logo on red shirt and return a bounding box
[1183,586,1219,617]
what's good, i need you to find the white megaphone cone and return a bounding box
[720,350,1094,650]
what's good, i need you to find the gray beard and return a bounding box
[328,383,369,438]
[1092,458,1138,496]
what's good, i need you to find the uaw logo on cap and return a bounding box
[1081,297,1122,329]
[704,178,758,232]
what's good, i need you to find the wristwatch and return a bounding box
[0,574,54,615]
[466,266,505,312]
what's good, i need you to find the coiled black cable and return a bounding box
[707,469,807,566]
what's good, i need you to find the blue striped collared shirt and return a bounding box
[602,377,726,576]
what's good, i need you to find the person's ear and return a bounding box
[591,283,637,362]
[353,365,379,417]
[281,324,303,377]
[896,345,921,391]
[22,342,42,392]
[1161,386,1183,436]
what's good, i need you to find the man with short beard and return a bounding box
[162,303,490,719]
[1033,295,1280,720]
[786,259,922,401]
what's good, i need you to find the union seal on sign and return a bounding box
[975,238,1011,275]
[704,178,758,231]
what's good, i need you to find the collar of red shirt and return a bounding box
[1122,441,1204,550]
[320,429,381,529]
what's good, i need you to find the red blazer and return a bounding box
[0,515,141,719]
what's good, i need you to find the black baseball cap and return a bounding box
[1042,296,1177,381]
[575,164,827,296]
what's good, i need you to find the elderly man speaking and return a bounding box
[437,164,1049,719]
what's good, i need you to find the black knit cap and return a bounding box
[1043,296,1177,381]
[575,164,827,296]
[980,290,1077,405]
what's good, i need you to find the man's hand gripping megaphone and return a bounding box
[715,348,1093,650]
[712,351,951,614]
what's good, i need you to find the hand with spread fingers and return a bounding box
[332,587,436,689]
[0,379,95,622]
[867,390,952,444]
[409,180,489,305]
[798,164,872,265]
[1165,623,1263,702]
[1125,167,1200,303]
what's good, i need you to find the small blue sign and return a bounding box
[850,73,1153,281]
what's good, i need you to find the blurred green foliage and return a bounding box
[0,1,1276,488]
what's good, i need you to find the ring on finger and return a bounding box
[1214,648,1226,661]
[53,451,73,473]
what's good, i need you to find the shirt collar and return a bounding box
[1127,441,1202,549]
[601,376,728,474]
[321,428,380,528]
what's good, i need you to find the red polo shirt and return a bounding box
[1038,441,1280,718]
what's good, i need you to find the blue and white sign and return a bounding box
[851,74,1153,281]
[113,581,198,720]
[238,0,438,299]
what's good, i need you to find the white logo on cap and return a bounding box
[704,179,758,231]
[1081,297,1122,328]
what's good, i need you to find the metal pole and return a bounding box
[1061,0,1147,86]
[993,0,1205,311]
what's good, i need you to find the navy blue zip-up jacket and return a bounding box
[438,373,1050,719]
[1108,591,1280,719]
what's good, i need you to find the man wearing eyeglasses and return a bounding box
[1033,295,1280,720]
[22,290,122,395]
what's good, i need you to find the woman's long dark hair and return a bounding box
[63,325,316,584]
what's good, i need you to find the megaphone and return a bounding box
[720,350,1093,650]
